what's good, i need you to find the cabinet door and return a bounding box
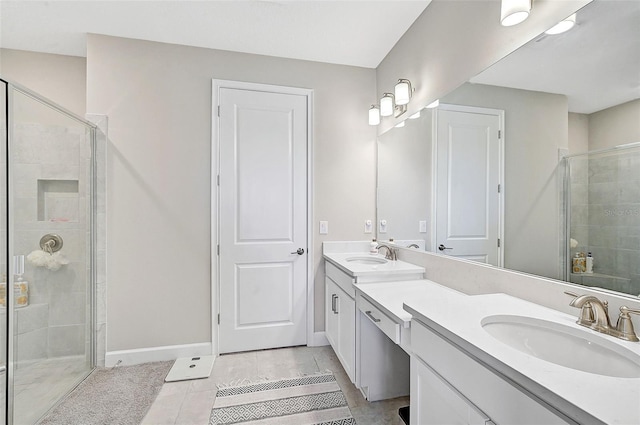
[411,356,490,425]
[337,291,355,382]
[325,278,339,349]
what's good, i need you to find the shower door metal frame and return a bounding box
[1,77,98,425]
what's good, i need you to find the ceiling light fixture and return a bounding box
[394,79,413,106]
[545,13,576,35]
[380,93,395,117]
[500,0,531,27]
[368,105,381,126]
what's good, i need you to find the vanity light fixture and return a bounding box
[380,93,395,117]
[395,121,405,128]
[394,79,413,106]
[409,111,421,119]
[368,104,381,126]
[545,13,576,35]
[426,99,440,109]
[500,0,531,27]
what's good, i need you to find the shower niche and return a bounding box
[37,179,80,222]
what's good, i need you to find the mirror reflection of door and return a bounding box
[434,105,504,266]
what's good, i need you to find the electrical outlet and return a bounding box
[379,219,387,234]
[364,219,373,234]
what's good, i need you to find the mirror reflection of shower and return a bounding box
[565,143,640,297]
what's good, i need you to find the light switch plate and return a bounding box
[419,220,427,233]
[319,221,329,235]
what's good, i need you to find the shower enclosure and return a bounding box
[565,143,640,297]
[1,78,96,424]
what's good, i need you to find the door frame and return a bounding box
[211,79,314,356]
[431,103,505,267]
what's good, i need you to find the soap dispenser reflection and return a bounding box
[586,252,594,274]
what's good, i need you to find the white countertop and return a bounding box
[323,252,425,278]
[354,279,464,328]
[404,287,640,425]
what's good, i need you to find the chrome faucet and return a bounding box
[566,291,640,342]
[376,243,398,261]
[567,293,611,332]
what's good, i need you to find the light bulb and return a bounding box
[545,13,576,35]
[368,105,380,126]
[500,0,531,27]
[380,93,394,117]
[394,79,412,106]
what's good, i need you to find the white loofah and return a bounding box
[27,250,69,271]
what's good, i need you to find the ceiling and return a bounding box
[0,0,431,69]
[471,0,640,114]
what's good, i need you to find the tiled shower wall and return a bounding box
[12,122,91,362]
[569,147,640,296]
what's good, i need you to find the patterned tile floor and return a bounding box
[142,346,409,425]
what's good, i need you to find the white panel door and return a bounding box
[218,86,308,353]
[435,106,502,266]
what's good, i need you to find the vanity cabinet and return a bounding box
[411,319,570,425]
[325,263,356,383]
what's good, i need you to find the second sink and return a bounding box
[481,314,640,378]
[345,256,388,265]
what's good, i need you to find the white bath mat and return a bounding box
[165,355,214,382]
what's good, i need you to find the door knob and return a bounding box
[438,244,453,251]
[291,248,305,255]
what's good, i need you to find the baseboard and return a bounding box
[105,342,213,367]
[308,331,329,347]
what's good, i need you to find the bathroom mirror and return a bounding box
[377,0,640,296]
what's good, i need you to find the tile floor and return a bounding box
[142,345,409,425]
[8,356,91,424]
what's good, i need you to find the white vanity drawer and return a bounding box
[359,296,400,344]
[326,261,356,298]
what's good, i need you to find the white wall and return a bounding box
[0,49,86,117]
[568,112,589,155]
[589,99,640,151]
[375,0,590,133]
[86,35,377,351]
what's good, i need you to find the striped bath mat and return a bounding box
[209,373,356,424]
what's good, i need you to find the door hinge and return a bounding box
[217,313,220,325]
[498,184,501,193]
[217,105,220,117]
[217,174,220,186]
[497,238,501,248]
[498,130,501,139]
[217,244,220,255]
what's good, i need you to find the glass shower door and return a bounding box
[7,84,94,424]
[1,78,8,425]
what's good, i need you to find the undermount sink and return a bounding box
[481,315,640,378]
[345,256,388,265]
